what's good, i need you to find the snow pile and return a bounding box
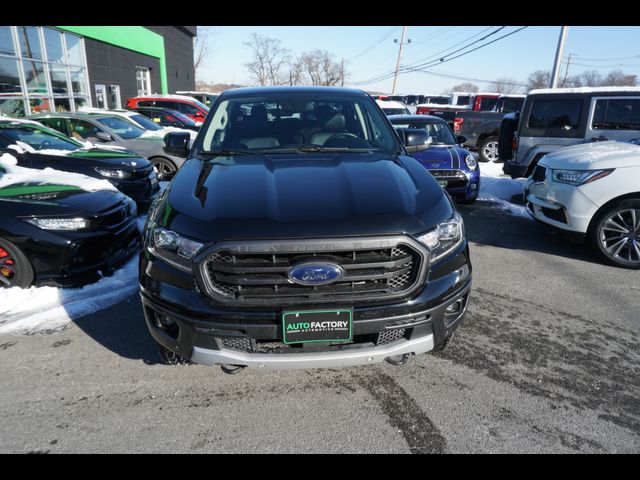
[0,256,139,335]
[478,162,529,218]
[0,153,117,192]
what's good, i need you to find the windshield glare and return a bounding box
[392,121,457,145]
[130,114,162,131]
[0,126,79,151]
[96,116,145,139]
[201,94,400,154]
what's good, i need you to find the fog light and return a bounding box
[445,300,462,314]
[154,313,179,339]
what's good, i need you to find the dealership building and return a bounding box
[0,26,197,117]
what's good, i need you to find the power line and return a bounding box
[347,27,399,62]
[410,26,458,46]
[352,26,525,86]
[573,54,640,62]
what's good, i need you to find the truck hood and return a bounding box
[539,141,640,170]
[410,145,469,170]
[162,153,453,241]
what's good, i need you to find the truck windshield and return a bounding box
[200,93,400,155]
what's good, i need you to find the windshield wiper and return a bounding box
[199,149,258,156]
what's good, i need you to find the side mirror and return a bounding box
[164,131,191,158]
[456,135,467,145]
[95,131,113,142]
[396,128,432,153]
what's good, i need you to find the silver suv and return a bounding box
[503,87,640,178]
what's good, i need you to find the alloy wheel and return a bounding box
[0,247,17,287]
[481,141,499,162]
[153,160,176,181]
[599,208,640,265]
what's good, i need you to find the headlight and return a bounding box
[148,227,204,272]
[464,154,477,169]
[551,169,614,186]
[417,212,465,262]
[95,168,132,179]
[24,217,90,230]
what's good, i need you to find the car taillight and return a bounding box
[417,106,429,115]
[512,135,519,152]
[453,117,464,132]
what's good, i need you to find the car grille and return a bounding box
[532,164,547,183]
[94,200,136,232]
[199,238,427,307]
[130,164,154,179]
[428,169,469,188]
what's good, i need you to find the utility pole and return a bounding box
[392,26,410,94]
[550,26,570,88]
[561,52,573,88]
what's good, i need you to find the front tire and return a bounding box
[478,136,499,163]
[151,157,177,181]
[589,199,640,269]
[156,342,191,365]
[0,238,34,289]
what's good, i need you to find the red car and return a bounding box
[126,94,209,124]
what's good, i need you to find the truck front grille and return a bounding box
[199,237,427,307]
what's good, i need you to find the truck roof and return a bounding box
[219,86,368,98]
[529,86,640,95]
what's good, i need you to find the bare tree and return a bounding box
[294,50,344,86]
[525,70,551,91]
[243,33,290,86]
[579,70,602,87]
[561,75,583,88]
[488,77,521,94]
[194,26,216,84]
[601,69,637,87]
[449,82,479,93]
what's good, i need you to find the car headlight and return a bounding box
[148,227,204,272]
[551,169,614,186]
[24,217,90,230]
[95,168,132,179]
[417,212,465,262]
[464,154,477,169]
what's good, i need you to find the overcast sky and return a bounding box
[196,26,640,93]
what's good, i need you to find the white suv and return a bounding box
[524,141,640,269]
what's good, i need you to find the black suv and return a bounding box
[139,87,472,370]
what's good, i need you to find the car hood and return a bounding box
[0,182,130,216]
[160,153,453,241]
[539,141,640,170]
[410,145,468,170]
[26,147,151,170]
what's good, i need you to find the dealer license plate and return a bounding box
[282,309,352,344]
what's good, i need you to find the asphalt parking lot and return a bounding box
[1,196,639,454]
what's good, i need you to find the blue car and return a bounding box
[388,115,480,203]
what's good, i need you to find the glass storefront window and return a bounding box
[43,28,64,63]
[0,98,25,117]
[29,97,52,114]
[0,26,15,56]
[74,96,89,110]
[49,64,68,95]
[65,33,84,66]
[69,67,87,95]
[0,57,23,94]
[22,60,47,94]
[53,97,71,112]
[17,26,43,60]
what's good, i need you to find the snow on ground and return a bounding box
[478,161,530,218]
[0,181,170,335]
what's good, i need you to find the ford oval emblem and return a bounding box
[287,262,343,286]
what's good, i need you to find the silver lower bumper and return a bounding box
[191,334,435,370]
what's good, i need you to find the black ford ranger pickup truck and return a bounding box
[139,86,472,371]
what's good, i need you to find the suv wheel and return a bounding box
[0,238,34,289]
[590,199,640,269]
[478,136,499,162]
[152,158,177,181]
